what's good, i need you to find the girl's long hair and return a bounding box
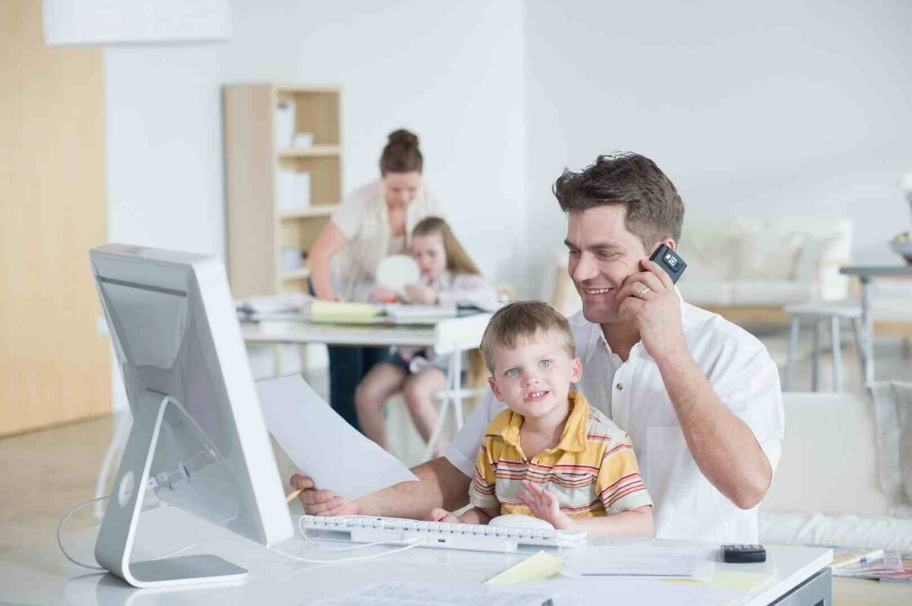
[412,217,480,276]
[412,216,488,399]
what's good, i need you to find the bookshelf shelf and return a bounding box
[278,145,341,158]
[279,205,335,220]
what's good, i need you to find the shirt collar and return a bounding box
[582,286,687,363]
[497,390,590,454]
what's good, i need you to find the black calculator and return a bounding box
[721,544,767,563]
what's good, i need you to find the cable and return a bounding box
[57,495,110,570]
[59,496,427,571]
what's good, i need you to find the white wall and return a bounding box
[525,0,912,290]
[105,0,526,280]
[104,0,526,410]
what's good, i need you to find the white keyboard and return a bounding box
[300,515,587,553]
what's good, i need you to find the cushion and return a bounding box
[871,381,912,514]
[762,392,888,517]
[730,220,806,280]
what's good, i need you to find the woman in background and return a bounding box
[308,129,441,431]
[355,217,498,453]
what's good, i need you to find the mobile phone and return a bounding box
[648,243,687,284]
[721,544,767,564]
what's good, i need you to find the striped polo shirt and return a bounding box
[469,390,653,517]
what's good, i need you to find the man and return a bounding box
[292,153,784,543]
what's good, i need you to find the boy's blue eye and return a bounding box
[539,360,552,368]
[505,368,519,377]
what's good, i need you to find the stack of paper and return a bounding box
[385,303,458,324]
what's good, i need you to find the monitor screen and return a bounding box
[91,244,293,550]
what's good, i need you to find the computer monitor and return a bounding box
[89,244,294,588]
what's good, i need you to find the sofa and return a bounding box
[759,389,912,551]
[675,217,853,323]
[544,217,854,323]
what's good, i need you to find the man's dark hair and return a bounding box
[552,153,684,249]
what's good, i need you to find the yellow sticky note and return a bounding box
[711,570,772,592]
[486,551,564,586]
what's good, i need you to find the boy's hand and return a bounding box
[403,283,437,305]
[517,480,572,529]
[427,507,459,523]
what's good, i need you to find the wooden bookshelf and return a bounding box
[224,84,342,298]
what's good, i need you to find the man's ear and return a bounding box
[570,357,583,384]
[487,376,504,402]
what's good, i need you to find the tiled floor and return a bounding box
[2,325,911,604]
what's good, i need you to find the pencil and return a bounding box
[286,488,303,504]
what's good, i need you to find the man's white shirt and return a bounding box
[445,295,784,544]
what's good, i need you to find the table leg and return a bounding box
[423,349,459,461]
[452,349,464,429]
[860,277,874,386]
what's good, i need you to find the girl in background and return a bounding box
[355,217,498,453]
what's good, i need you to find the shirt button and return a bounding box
[616,382,623,391]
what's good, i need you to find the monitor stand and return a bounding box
[94,393,248,589]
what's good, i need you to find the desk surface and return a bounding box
[0,506,831,606]
[241,312,492,350]
[840,264,912,277]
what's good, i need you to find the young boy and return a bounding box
[428,301,654,536]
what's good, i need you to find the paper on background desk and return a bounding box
[258,375,418,501]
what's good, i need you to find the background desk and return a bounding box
[242,313,492,459]
[0,506,832,606]
[839,264,912,385]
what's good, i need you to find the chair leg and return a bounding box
[830,315,842,392]
[784,317,800,391]
[851,317,867,386]
[811,320,820,392]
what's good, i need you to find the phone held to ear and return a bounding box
[648,244,687,284]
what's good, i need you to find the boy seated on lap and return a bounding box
[429,301,654,536]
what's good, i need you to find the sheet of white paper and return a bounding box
[562,546,715,582]
[257,375,418,501]
[305,582,557,606]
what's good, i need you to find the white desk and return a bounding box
[0,506,832,606]
[242,313,492,459]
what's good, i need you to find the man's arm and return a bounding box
[619,259,773,510]
[655,352,772,509]
[292,456,471,518]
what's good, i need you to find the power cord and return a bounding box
[57,495,110,570]
[58,495,427,571]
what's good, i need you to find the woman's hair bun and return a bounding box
[387,129,419,148]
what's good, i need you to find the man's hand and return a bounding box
[290,473,360,517]
[617,258,687,361]
[517,480,572,529]
[403,283,437,305]
[427,508,460,523]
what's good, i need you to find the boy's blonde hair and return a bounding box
[480,301,576,374]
